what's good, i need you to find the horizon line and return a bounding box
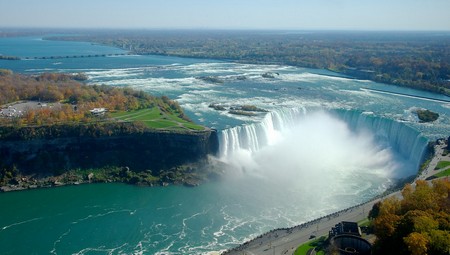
[1,27,450,33]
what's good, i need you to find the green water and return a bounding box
[2,179,319,255]
[1,35,449,254]
[0,170,392,255]
[0,183,237,254]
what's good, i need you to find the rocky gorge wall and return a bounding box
[0,128,219,175]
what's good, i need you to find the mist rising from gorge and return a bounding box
[216,110,421,210]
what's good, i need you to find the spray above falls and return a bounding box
[218,108,428,181]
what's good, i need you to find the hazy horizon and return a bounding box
[1,0,450,31]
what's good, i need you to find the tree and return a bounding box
[428,229,450,255]
[371,179,450,255]
[403,232,429,255]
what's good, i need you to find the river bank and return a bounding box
[0,159,225,193]
[0,124,220,192]
[45,30,449,97]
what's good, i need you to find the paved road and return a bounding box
[223,142,448,255]
[224,201,376,255]
[420,142,450,180]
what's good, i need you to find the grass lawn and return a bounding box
[110,107,161,121]
[435,168,450,178]
[294,237,326,255]
[358,218,370,227]
[110,107,205,131]
[435,161,450,170]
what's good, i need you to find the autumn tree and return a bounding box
[0,71,184,127]
[370,179,450,255]
[403,232,429,255]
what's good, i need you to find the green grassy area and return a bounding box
[110,107,205,131]
[294,236,326,255]
[435,168,450,178]
[435,161,450,170]
[358,218,370,227]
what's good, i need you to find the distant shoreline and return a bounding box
[2,33,449,98]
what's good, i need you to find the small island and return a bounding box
[209,103,268,117]
[416,109,439,122]
[208,103,226,111]
[196,76,224,84]
[0,55,21,60]
[261,72,279,79]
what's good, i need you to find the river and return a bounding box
[0,36,449,255]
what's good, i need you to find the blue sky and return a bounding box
[1,0,449,30]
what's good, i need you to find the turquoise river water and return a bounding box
[0,36,449,255]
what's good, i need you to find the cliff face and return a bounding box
[0,130,219,175]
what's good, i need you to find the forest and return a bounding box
[47,30,450,96]
[0,70,189,127]
[369,179,450,255]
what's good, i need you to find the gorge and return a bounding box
[0,108,433,255]
[0,35,448,255]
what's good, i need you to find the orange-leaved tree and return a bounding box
[370,179,450,255]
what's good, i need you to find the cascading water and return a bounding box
[331,109,429,171]
[218,108,428,179]
[219,108,307,158]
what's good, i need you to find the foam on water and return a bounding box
[1,37,448,254]
[63,61,446,254]
[0,217,43,231]
[77,59,449,138]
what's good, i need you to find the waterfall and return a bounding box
[218,108,307,158]
[331,109,429,170]
[219,108,428,172]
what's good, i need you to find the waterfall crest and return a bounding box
[332,109,428,170]
[219,108,428,173]
[219,108,306,158]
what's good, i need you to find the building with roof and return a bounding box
[328,221,372,255]
[90,108,107,116]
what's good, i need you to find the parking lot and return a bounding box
[0,101,61,118]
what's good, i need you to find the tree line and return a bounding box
[48,30,450,96]
[0,70,186,126]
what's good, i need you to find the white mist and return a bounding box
[217,110,406,215]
